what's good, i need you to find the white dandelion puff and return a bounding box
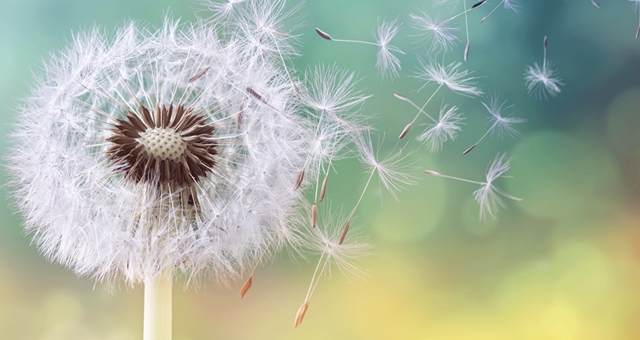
[524,36,563,99]
[6,10,367,337]
[463,94,526,155]
[424,153,521,221]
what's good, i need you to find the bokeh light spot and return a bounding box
[606,87,640,157]
[507,130,619,220]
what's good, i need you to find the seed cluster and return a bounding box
[106,103,217,188]
[138,128,187,162]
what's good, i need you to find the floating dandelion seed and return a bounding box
[394,93,464,150]
[409,2,484,59]
[480,0,519,23]
[300,64,371,228]
[417,105,465,153]
[424,153,521,221]
[295,209,370,327]
[7,10,368,338]
[315,19,405,79]
[325,133,415,247]
[524,36,563,99]
[415,57,483,96]
[394,58,479,142]
[410,10,460,52]
[463,94,525,155]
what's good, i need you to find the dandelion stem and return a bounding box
[143,267,173,340]
[411,84,443,125]
[481,0,504,23]
[330,38,379,47]
[425,171,485,186]
[347,167,377,223]
[463,0,470,61]
[463,120,498,154]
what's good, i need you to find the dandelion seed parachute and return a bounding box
[7,16,361,286]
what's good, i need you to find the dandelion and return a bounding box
[315,19,405,79]
[7,11,366,338]
[424,153,521,220]
[463,94,525,155]
[524,36,563,99]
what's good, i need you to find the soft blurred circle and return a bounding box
[606,87,640,158]
[507,130,619,221]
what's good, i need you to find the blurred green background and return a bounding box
[2,0,640,339]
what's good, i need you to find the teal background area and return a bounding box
[2,0,640,339]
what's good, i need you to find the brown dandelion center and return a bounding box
[106,103,217,188]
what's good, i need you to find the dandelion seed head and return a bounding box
[7,15,360,285]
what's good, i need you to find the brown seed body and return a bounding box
[240,276,253,299]
[294,302,309,327]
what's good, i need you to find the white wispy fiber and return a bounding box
[7,12,364,285]
[524,36,563,99]
[374,19,405,79]
[524,61,562,99]
[410,10,459,52]
[416,105,465,153]
[415,58,483,97]
[473,153,522,221]
[482,95,526,140]
[354,133,417,201]
[309,209,370,283]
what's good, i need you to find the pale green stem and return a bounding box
[144,267,173,340]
